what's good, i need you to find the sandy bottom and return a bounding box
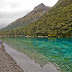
[4,42,60,72]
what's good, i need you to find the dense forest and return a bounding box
[0,0,72,37]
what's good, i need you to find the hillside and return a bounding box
[0,0,72,37]
[14,0,72,37]
[1,3,50,31]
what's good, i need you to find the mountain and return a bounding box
[1,3,50,31]
[0,0,72,37]
[14,0,71,37]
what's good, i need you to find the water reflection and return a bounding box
[2,37,72,72]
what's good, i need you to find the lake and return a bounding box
[2,37,72,72]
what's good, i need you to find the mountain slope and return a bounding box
[16,0,72,37]
[0,0,72,37]
[1,3,50,31]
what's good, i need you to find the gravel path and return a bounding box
[4,42,60,72]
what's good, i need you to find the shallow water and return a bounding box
[2,37,72,72]
[4,42,59,72]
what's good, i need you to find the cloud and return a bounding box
[0,0,58,12]
[0,0,58,29]
[0,10,30,29]
[10,3,18,8]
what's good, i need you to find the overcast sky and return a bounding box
[0,0,58,29]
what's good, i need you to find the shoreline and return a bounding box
[0,44,24,72]
[4,42,60,72]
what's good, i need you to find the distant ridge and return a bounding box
[1,3,50,31]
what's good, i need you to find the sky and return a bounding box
[0,0,58,29]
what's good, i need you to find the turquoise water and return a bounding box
[3,37,72,72]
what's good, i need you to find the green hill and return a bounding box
[15,0,72,37]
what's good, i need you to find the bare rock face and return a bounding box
[0,45,24,72]
[34,3,49,11]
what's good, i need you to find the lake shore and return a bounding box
[0,44,24,72]
[4,42,60,72]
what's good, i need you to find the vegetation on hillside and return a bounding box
[0,0,72,37]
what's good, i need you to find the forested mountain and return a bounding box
[0,0,72,37]
[0,3,50,31]
[15,0,72,37]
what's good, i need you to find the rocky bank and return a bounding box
[0,45,24,72]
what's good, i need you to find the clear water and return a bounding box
[3,37,72,72]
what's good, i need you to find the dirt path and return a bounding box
[4,42,60,72]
